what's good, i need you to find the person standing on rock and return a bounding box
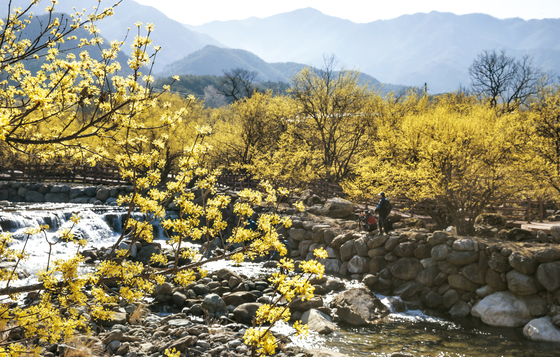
[375,192,391,235]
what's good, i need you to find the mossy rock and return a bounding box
[474,213,507,227]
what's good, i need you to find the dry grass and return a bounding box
[63,337,103,357]
[128,303,146,325]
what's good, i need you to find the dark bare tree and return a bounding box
[469,49,544,111]
[217,68,259,102]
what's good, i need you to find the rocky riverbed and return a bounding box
[4,181,560,355]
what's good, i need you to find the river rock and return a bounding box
[301,309,338,334]
[471,291,545,327]
[291,297,323,312]
[354,237,369,257]
[437,261,458,275]
[201,294,227,318]
[393,242,415,257]
[135,244,162,266]
[449,301,471,318]
[443,289,459,308]
[535,248,560,263]
[340,240,357,262]
[421,290,442,308]
[452,239,474,251]
[330,288,389,326]
[289,228,307,241]
[390,258,424,281]
[463,261,486,283]
[488,252,510,273]
[508,252,537,275]
[551,226,560,243]
[485,268,507,291]
[428,231,449,246]
[25,191,45,202]
[448,274,480,292]
[431,244,452,261]
[166,335,198,352]
[506,270,538,295]
[536,261,560,292]
[414,244,432,259]
[369,257,387,274]
[394,281,424,300]
[384,236,400,251]
[233,303,262,325]
[222,291,257,306]
[318,198,355,218]
[216,268,242,281]
[447,251,478,266]
[299,240,314,256]
[415,265,440,287]
[44,193,69,203]
[99,311,127,327]
[368,234,389,249]
[312,228,327,243]
[348,256,369,274]
[523,317,560,342]
[323,259,342,274]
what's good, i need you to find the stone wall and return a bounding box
[284,212,560,341]
[0,181,132,205]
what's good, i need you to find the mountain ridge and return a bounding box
[188,9,560,93]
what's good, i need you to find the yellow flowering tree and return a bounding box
[348,94,525,235]
[0,1,323,355]
[289,59,378,183]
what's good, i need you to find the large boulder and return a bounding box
[523,317,560,342]
[330,288,389,326]
[318,198,355,218]
[233,303,262,325]
[471,291,545,327]
[201,294,228,318]
[301,309,337,334]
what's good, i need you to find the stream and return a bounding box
[1,202,559,356]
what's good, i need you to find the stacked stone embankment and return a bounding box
[282,206,560,343]
[0,181,132,205]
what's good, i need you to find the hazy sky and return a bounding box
[133,0,560,25]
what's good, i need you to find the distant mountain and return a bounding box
[157,45,405,94]
[188,9,560,93]
[158,45,308,82]
[1,12,131,77]
[1,0,223,72]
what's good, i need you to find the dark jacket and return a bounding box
[375,197,390,216]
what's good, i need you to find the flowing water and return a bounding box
[1,203,560,356]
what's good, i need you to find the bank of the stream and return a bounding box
[3,181,560,356]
